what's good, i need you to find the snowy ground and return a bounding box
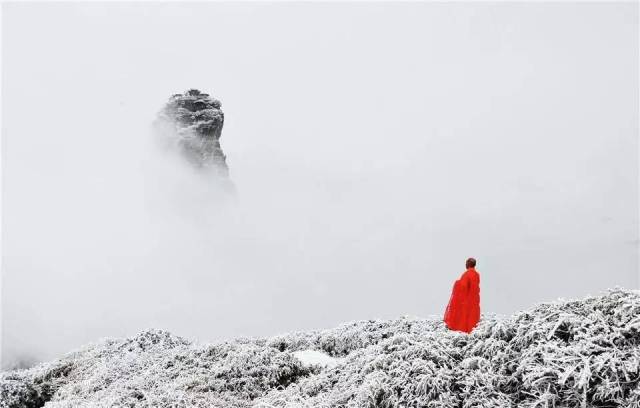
[1,288,639,407]
[291,350,344,370]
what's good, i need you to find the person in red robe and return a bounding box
[444,258,481,333]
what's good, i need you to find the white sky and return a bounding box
[2,2,638,366]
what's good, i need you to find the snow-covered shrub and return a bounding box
[1,288,639,408]
[258,288,640,408]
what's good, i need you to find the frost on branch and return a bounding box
[2,288,640,407]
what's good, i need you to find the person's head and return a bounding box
[466,258,476,269]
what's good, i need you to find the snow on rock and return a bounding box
[291,350,344,369]
[2,288,640,407]
[153,89,233,189]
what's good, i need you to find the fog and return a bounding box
[2,2,638,368]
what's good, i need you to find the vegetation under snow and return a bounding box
[1,288,639,407]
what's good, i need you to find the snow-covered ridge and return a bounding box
[1,288,639,407]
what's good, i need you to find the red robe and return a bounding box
[444,267,480,333]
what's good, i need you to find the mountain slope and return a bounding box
[1,288,639,407]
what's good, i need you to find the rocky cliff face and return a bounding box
[154,89,230,180]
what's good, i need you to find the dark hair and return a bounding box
[466,258,476,268]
